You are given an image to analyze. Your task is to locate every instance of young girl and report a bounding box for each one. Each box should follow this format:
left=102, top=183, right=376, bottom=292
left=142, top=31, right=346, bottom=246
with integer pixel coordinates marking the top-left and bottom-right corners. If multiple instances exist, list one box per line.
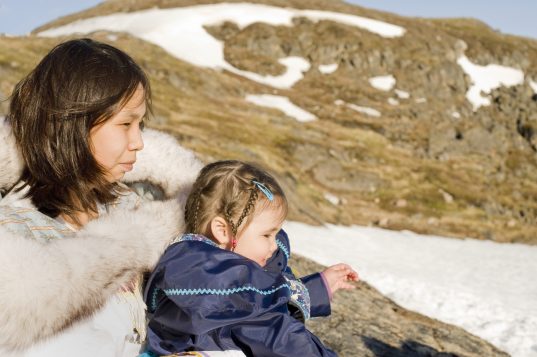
left=0, top=38, right=196, bottom=356
left=144, top=160, right=358, bottom=356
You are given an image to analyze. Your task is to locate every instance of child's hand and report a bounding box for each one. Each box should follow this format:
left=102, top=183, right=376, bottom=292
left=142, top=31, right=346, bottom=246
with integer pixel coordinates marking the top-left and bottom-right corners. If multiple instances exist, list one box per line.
left=322, top=263, right=359, bottom=298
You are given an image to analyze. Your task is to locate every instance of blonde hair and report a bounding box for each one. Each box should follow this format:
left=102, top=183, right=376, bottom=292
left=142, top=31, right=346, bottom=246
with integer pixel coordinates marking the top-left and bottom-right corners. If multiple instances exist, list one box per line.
left=184, top=160, right=288, bottom=237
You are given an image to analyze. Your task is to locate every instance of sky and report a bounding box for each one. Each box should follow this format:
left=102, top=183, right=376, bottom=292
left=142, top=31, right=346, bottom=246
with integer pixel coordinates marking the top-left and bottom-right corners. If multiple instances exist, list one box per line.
left=0, top=0, right=102, bottom=35
left=0, top=0, right=536, bottom=39
left=346, top=0, right=537, bottom=40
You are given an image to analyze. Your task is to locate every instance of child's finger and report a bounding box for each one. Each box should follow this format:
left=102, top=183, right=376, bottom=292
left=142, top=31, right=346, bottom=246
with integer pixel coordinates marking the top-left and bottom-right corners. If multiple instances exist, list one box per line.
left=347, top=272, right=359, bottom=281
left=339, top=282, right=356, bottom=290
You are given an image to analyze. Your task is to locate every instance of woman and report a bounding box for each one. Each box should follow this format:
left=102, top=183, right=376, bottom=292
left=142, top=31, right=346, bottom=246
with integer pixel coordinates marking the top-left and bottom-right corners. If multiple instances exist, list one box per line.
left=0, top=38, right=202, bottom=356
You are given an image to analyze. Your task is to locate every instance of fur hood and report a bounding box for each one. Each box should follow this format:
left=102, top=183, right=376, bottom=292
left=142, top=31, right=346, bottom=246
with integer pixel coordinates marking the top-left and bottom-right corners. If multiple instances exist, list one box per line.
left=0, top=117, right=203, bottom=351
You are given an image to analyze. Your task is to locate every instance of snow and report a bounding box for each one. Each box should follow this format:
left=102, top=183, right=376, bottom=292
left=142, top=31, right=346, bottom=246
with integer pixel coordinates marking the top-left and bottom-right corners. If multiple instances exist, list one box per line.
left=237, top=56, right=311, bottom=89
left=387, top=97, right=400, bottom=106
left=283, top=221, right=537, bottom=357
left=324, top=193, right=340, bottom=205
left=347, top=103, right=381, bottom=117
left=369, top=74, right=396, bottom=91
left=245, top=94, right=316, bottom=122
left=334, top=99, right=345, bottom=106
left=38, top=3, right=404, bottom=89
left=415, top=97, right=427, bottom=103
left=452, top=111, right=461, bottom=119
left=530, top=79, right=537, bottom=93
left=318, top=63, right=338, bottom=74
left=457, top=55, right=525, bottom=110
left=395, top=89, right=410, bottom=99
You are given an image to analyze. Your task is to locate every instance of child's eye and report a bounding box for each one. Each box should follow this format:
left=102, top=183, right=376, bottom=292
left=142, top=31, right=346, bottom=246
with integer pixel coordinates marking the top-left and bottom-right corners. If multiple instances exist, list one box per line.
left=121, top=122, right=131, bottom=127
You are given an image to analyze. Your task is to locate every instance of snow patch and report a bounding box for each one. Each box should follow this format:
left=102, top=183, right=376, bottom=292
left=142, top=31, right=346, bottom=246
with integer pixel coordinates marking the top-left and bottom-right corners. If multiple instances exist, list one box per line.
left=395, top=89, right=410, bottom=99
left=238, top=56, right=311, bottom=89
left=245, top=94, right=316, bottom=122
left=324, top=193, right=340, bottom=205
left=38, top=4, right=404, bottom=89
left=284, top=221, right=537, bottom=357
left=318, top=63, right=338, bottom=74
left=452, top=111, right=461, bottom=119
left=347, top=103, right=381, bottom=117
left=387, top=97, right=400, bottom=106
left=369, top=75, right=396, bottom=91
left=415, top=97, right=427, bottom=103
left=530, top=79, right=537, bottom=93
left=457, top=55, right=524, bottom=110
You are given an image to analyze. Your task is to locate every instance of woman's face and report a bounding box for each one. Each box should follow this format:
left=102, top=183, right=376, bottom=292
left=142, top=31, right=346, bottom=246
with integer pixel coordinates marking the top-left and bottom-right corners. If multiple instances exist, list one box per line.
left=89, top=84, right=146, bottom=183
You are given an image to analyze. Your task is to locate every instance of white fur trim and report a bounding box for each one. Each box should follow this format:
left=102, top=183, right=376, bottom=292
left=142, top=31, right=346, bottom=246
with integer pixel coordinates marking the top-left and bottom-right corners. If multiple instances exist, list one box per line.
left=0, top=199, right=182, bottom=351
left=123, top=128, right=203, bottom=199
left=0, top=117, right=23, bottom=191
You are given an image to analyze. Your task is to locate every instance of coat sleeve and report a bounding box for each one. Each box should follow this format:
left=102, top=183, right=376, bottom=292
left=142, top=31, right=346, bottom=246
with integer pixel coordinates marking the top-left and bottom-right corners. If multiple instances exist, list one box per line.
left=270, top=230, right=331, bottom=318
left=0, top=200, right=182, bottom=351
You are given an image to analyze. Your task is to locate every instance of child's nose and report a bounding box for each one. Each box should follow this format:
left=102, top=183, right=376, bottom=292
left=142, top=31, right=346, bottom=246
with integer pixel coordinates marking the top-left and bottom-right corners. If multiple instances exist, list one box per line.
left=270, top=238, right=278, bottom=253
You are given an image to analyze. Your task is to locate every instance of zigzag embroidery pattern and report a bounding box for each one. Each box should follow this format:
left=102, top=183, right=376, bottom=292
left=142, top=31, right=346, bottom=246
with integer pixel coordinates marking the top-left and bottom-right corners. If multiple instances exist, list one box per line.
left=276, top=239, right=290, bottom=260
left=151, top=283, right=291, bottom=310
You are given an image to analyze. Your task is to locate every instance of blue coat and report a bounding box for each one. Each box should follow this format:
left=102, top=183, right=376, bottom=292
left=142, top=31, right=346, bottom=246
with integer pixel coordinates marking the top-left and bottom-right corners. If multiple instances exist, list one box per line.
left=144, top=231, right=336, bottom=357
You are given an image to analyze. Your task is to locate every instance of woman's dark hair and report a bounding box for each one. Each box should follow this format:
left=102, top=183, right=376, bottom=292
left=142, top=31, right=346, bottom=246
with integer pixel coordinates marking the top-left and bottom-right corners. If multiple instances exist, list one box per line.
left=6, top=38, right=152, bottom=224
left=184, top=160, right=288, bottom=238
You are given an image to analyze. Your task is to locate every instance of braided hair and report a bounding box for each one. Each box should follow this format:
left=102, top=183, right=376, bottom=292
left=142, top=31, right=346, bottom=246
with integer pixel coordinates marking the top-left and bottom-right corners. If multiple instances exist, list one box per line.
left=184, top=160, right=287, bottom=239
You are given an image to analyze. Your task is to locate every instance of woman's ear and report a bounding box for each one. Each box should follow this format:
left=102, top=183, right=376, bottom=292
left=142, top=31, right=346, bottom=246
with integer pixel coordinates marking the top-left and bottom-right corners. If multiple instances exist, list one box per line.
left=210, top=216, right=231, bottom=246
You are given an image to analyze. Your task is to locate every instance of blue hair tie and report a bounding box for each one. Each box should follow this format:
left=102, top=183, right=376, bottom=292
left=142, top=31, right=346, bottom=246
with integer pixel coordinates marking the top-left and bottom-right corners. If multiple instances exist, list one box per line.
left=252, top=180, right=274, bottom=201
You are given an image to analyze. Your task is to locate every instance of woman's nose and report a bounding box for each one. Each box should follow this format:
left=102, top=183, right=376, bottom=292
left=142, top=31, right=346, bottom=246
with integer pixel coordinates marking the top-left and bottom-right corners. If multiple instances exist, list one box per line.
left=128, top=125, right=144, bottom=151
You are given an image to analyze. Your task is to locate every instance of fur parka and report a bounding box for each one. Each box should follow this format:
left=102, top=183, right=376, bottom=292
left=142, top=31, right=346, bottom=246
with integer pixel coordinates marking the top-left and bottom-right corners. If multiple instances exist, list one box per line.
left=0, top=117, right=203, bottom=353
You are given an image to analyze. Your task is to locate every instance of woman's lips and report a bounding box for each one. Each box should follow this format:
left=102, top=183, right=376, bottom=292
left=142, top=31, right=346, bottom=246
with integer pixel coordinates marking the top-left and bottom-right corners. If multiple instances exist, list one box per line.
left=121, top=162, right=135, bottom=172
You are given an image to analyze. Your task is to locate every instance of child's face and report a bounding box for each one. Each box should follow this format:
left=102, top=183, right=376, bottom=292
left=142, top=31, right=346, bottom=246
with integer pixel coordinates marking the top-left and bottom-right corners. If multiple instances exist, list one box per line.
left=89, top=84, right=146, bottom=183
left=234, top=204, right=284, bottom=267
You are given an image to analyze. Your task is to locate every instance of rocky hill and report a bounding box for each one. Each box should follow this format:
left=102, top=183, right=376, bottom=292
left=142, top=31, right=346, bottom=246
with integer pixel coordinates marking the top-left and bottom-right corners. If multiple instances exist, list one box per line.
left=5, top=0, right=533, bottom=245
left=1, top=1, right=536, bottom=355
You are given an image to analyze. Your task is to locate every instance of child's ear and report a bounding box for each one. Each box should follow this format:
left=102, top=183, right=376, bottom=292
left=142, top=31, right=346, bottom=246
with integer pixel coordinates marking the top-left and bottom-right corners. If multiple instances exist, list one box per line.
left=210, top=216, right=231, bottom=246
